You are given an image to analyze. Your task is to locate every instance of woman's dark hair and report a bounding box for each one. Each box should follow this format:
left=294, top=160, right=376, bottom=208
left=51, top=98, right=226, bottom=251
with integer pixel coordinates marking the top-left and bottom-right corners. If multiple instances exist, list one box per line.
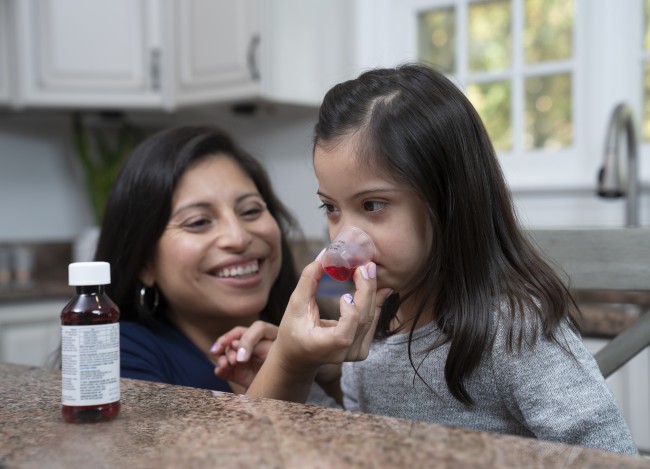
left=314, top=63, right=579, bottom=405
left=94, top=125, right=300, bottom=326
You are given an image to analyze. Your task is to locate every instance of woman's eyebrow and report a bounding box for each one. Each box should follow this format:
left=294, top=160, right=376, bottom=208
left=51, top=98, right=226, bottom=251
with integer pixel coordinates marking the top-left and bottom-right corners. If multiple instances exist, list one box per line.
left=171, top=193, right=262, bottom=217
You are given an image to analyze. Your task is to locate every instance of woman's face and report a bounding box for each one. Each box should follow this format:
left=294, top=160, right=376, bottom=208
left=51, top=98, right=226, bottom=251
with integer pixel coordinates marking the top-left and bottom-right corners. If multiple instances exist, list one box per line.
left=314, top=139, right=432, bottom=295
left=142, top=155, right=282, bottom=325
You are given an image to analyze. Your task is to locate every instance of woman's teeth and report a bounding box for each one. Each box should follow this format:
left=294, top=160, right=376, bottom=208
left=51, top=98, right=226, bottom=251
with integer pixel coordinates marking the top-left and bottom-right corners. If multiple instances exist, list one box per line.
left=215, top=260, right=259, bottom=278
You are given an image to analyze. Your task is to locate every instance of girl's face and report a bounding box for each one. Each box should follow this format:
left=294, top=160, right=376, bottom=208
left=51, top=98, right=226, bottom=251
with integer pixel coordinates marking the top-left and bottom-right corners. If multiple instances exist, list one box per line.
left=314, top=139, right=432, bottom=295
left=142, top=155, right=282, bottom=327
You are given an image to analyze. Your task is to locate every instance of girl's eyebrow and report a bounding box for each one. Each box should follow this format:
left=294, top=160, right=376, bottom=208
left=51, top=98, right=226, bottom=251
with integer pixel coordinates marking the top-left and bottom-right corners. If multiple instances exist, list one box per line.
left=171, top=193, right=262, bottom=217
left=317, top=188, right=400, bottom=199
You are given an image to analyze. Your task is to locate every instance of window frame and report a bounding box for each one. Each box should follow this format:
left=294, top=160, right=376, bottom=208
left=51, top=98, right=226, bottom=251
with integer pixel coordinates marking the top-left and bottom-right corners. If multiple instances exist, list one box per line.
left=396, top=0, right=647, bottom=191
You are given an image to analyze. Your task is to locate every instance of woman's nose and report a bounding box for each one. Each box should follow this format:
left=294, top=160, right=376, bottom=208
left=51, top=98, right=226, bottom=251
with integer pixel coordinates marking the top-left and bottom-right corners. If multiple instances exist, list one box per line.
left=215, top=216, right=252, bottom=250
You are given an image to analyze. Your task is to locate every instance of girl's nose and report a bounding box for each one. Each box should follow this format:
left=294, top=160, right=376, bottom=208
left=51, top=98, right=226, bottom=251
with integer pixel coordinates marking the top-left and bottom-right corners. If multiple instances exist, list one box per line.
left=215, top=216, right=253, bottom=251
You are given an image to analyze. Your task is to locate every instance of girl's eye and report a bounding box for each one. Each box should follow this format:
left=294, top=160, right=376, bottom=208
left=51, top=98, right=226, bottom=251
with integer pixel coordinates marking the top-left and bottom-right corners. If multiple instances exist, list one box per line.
left=363, top=201, right=387, bottom=212
left=318, top=202, right=337, bottom=215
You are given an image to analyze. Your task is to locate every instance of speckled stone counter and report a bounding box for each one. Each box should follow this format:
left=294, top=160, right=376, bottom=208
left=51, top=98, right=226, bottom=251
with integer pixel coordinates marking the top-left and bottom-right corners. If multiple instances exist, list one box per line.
left=1, top=363, right=647, bottom=468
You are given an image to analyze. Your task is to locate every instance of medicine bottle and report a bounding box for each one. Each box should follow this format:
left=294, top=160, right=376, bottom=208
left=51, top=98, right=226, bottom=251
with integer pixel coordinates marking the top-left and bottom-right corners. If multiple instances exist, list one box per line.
left=61, top=261, right=120, bottom=423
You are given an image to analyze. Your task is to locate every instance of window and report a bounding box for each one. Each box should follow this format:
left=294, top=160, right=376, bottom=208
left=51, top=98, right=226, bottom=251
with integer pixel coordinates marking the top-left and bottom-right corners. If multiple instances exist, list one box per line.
left=401, top=0, right=647, bottom=188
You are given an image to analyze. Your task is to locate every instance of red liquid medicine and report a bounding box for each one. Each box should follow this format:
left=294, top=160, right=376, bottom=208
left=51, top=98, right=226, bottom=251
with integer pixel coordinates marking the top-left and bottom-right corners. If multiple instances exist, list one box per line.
left=324, top=265, right=356, bottom=282
left=61, top=262, right=120, bottom=423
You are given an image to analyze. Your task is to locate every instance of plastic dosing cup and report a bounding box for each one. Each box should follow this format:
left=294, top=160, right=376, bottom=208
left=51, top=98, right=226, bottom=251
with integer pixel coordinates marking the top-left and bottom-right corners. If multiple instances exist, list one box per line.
left=320, top=226, right=376, bottom=282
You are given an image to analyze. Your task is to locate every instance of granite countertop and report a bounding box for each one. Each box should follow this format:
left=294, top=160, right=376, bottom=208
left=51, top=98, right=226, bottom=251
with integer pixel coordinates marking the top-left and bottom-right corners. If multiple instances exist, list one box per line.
left=572, top=290, right=650, bottom=339
left=0, top=363, right=646, bottom=468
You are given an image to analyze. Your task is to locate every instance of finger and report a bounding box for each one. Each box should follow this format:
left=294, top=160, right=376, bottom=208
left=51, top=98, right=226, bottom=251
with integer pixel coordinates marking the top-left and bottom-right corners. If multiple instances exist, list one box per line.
left=210, top=326, right=248, bottom=355
left=287, top=258, right=326, bottom=319
left=236, top=321, right=278, bottom=362
left=227, top=348, right=238, bottom=366
left=249, top=337, right=274, bottom=362
left=334, top=293, right=360, bottom=346
left=214, top=355, right=231, bottom=378
left=351, top=262, right=378, bottom=329
left=358, top=287, right=395, bottom=352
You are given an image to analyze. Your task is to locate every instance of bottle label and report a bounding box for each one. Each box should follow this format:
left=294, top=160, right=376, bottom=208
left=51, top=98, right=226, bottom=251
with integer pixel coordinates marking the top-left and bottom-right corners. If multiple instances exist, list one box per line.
left=61, top=323, right=120, bottom=406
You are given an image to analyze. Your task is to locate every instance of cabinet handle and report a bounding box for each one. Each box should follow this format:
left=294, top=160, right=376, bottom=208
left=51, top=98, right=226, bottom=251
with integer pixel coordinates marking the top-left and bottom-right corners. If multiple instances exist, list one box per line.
left=247, top=34, right=260, bottom=81
left=150, top=49, right=161, bottom=91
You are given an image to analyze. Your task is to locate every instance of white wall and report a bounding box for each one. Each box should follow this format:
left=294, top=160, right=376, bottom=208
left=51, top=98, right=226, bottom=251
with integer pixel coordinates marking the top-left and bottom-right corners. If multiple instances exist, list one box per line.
left=0, top=112, right=93, bottom=242
left=0, top=106, right=647, bottom=245
left=0, top=106, right=328, bottom=242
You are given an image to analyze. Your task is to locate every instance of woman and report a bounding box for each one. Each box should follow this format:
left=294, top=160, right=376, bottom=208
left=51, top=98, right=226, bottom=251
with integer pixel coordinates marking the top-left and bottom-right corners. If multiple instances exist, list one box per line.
left=94, top=125, right=301, bottom=393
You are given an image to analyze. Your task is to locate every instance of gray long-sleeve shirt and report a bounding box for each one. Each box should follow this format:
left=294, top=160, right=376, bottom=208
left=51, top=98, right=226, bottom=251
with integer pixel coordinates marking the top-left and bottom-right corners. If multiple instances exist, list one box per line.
left=341, top=315, right=638, bottom=456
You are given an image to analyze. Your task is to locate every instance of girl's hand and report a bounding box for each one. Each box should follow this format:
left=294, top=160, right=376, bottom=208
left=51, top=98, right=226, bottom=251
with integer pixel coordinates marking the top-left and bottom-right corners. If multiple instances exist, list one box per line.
left=246, top=257, right=392, bottom=402
left=210, top=321, right=278, bottom=389
left=275, top=257, right=391, bottom=371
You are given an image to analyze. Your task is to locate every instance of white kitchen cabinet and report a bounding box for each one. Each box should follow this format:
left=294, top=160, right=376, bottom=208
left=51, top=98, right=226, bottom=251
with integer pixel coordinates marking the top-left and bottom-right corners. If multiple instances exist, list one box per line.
left=259, top=0, right=407, bottom=107
left=0, top=0, right=15, bottom=105
left=9, top=0, right=407, bottom=110
left=13, top=0, right=260, bottom=110
left=584, top=338, right=650, bottom=453
left=0, top=300, right=64, bottom=368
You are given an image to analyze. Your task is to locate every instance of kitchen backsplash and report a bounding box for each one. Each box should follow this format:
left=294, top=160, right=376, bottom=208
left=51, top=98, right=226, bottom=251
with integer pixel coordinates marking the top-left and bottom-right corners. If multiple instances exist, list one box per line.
left=0, top=242, right=72, bottom=301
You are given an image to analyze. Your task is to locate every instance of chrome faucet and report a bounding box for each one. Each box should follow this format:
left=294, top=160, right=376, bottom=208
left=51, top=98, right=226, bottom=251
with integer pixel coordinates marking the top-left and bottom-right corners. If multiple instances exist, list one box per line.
left=597, top=103, right=639, bottom=227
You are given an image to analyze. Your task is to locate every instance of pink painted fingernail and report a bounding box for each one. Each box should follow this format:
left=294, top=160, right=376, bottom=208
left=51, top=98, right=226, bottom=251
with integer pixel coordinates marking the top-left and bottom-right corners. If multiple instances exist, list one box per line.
left=343, top=293, right=354, bottom=304
left=359, top=266, right=369, bottom=279
left=368, top=263, right=376, bottom=279
left=210, top=342, right=220, bottom=354
left=236, top=348, right=248, bottom=362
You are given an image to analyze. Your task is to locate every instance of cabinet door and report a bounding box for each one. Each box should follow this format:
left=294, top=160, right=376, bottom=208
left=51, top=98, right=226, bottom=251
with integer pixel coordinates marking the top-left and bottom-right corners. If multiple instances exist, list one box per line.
left=0, top=0, right=13, bottom=105
left=260, top=0, right=356, bottom=107
left=16, top=0, right=162, bottom=108
left=0, top=300, right=64, bottom=368
left=173, top=0, right=260, bottom=105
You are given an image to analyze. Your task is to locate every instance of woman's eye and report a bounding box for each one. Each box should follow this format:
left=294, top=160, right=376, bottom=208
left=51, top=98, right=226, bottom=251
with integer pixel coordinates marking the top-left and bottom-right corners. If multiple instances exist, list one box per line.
left=184, top=218, right=212, bottom=230
left=240, top=206, right=264, bottom=220
left=363, top=201, right=387, bottom=212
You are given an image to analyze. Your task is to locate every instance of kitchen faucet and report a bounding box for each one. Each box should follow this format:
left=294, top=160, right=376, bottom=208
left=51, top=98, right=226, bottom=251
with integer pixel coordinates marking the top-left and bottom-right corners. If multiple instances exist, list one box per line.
left=597, top=103, right=639, bottom=227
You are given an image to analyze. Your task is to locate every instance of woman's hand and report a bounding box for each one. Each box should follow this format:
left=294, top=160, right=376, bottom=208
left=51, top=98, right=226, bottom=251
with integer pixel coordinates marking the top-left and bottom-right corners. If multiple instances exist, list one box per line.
left=210, top=321, right=278, bottom=389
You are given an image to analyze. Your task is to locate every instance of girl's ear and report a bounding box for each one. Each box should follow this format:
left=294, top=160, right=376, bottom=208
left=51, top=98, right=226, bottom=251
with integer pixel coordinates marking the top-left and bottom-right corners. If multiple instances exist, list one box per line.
left=139, top=264, right=155, bottom=287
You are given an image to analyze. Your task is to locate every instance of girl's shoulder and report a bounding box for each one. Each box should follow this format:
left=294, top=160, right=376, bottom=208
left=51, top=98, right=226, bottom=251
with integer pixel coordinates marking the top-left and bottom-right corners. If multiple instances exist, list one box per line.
left=489, top=296, right=580, bottom=352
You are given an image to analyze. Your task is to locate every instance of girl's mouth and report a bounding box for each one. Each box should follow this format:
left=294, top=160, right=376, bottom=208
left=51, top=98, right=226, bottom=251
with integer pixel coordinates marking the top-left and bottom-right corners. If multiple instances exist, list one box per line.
left=213, top=260, right=260, bottom=279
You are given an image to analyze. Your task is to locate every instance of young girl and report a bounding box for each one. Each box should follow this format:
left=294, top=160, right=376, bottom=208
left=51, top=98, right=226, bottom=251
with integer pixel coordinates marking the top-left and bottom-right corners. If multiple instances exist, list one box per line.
left=215, top=64, right=637, bottom=456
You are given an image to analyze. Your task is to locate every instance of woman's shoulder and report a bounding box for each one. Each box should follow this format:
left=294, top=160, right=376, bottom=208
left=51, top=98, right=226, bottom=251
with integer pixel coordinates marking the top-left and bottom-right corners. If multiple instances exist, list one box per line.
left=120, top=318, right=185, bottom=350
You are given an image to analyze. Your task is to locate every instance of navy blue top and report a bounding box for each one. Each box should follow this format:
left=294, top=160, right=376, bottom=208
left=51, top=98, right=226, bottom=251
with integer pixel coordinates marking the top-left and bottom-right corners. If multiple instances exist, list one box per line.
left=120, top=318, right=232, bottom=392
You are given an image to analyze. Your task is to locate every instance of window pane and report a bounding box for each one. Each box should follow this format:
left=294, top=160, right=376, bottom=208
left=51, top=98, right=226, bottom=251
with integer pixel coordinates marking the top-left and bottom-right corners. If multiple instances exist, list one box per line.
left=467, top=81, right=512, bottom=151
left=524, top=73, right=572, bottom=149
left=468, top=0, right=511, bottom=72
left=525, top=0, right=574, bottom=64
left=645, top=0, right=650, bottom=50
left=642, top=0, right=650, bottom=142
left=418, top=8, right=456, bottom=73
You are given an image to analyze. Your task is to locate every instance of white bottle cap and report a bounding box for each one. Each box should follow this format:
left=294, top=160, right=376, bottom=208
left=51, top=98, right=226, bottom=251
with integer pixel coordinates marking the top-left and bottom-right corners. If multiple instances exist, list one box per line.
left=69, top=261, right=111, bottom=286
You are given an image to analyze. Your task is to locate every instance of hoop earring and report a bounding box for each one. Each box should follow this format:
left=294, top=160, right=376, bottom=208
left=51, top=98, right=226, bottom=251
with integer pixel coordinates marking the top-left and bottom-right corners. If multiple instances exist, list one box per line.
left=138, top=284, right=160, bottom=316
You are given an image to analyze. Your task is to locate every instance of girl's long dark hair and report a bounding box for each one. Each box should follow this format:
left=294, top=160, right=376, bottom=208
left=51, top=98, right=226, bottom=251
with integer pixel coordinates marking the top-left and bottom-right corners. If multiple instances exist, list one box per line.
left=94, top=125, right=300, bottom=326
left=314, top=64, right=579, bottom=405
